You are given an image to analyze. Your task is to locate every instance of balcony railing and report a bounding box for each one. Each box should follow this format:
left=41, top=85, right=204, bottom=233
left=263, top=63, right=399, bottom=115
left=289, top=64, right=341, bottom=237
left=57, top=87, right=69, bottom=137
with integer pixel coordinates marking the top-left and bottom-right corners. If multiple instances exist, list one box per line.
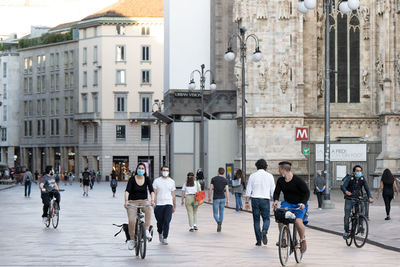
left=74, top=112, right=101, bottom=121
left=129, top=112, right=154, bottom=121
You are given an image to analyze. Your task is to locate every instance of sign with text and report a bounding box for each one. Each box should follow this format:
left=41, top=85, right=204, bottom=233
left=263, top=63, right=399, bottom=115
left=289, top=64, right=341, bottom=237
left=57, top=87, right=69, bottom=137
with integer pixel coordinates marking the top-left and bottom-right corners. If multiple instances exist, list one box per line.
left=316, top=144, right=367, bottom=162
left=295, top=127, right=309, bottom=141
left=174, top=92, right=201, bottom=98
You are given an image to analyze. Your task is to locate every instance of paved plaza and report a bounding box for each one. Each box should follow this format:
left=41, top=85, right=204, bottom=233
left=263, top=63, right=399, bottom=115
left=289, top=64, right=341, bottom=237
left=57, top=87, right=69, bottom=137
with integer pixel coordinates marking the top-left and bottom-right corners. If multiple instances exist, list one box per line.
left=0, top=182, right=399, bottom=267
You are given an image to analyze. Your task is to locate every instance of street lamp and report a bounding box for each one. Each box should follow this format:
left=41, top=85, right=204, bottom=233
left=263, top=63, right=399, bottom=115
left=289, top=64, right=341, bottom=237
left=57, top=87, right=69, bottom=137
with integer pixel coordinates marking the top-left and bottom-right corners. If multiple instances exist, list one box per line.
left=188, top=64, right=216, bottom=187
left=152, top=99, right=164, bottom=176
left=297, top=0, right=360, bottom=209
left=224, top=26, right=262, bottom=179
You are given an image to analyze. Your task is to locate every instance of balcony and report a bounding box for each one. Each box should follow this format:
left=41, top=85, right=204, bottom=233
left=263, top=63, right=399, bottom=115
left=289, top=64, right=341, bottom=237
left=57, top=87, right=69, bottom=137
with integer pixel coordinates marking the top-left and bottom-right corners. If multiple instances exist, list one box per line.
left=129, top=112, right=154, bottom=121
left=74, top=112, right=101, bottom=122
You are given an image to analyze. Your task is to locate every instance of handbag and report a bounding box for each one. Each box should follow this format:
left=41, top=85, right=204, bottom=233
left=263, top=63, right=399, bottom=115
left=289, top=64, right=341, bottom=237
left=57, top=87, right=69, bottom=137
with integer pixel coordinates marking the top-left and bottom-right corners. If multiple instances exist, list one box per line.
left=232, top=178, right=241, bottom=187
left=192, top=181, right=206, bottom=208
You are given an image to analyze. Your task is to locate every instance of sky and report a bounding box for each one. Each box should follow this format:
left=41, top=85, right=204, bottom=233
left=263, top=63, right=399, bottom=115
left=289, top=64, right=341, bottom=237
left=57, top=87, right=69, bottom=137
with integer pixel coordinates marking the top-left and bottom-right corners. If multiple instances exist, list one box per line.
left=0, top=0, right=119, bottom=38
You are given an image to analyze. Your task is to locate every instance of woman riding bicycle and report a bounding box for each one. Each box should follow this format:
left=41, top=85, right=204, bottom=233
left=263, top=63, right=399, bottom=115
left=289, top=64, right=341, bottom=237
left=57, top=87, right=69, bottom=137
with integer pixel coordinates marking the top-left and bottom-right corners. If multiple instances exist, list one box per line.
left=39, top=165, right=60, bottom=224
left=124, top=163, right=155, bottom=250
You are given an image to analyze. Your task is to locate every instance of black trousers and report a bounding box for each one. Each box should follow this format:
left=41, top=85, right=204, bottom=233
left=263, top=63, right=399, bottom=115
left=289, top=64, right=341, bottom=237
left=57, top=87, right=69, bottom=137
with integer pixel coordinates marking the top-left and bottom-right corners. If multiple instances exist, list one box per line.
left=316, top=192, right=323, bottom=208
left=154, top=205, right=173, bottom=239
left=41, top=191, right=60, bottom=217
left=383, top=193, right=393, bottom=216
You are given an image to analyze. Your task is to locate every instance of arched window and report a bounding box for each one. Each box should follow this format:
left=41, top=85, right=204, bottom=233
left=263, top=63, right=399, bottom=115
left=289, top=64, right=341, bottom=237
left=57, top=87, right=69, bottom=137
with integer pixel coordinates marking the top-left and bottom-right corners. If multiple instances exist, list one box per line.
left=329, top=4, right=360, bottom=103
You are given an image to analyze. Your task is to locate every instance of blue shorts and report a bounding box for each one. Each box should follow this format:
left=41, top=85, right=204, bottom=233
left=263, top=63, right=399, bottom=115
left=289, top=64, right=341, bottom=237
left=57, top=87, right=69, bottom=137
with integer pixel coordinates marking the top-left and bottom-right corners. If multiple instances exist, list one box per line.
left=280, top=201, right=308, bottom=224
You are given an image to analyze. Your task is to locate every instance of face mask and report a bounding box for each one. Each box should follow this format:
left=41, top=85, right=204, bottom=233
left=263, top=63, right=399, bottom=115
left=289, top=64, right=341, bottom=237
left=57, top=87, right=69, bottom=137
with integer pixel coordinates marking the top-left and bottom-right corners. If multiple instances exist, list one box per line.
left=162, top=171, right=169, bottom=177
left=355, top=172, right=362, bottom=178
left=50, top=170, right=54, bottom=175
left=282, top=173, right=286, bottom=178
left=137, top=170, right=145, bottom=176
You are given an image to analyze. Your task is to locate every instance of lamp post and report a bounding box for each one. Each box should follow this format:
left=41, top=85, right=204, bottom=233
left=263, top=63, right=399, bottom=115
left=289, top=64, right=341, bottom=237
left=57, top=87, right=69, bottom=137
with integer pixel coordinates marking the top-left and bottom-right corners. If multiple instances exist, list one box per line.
left=188, top=64, right=216, bottom=187
left=152, top=99, right=164, bottom=176
left=297, top=0, right=360, bottom=208
left=224, top=26, right=262, bottom=179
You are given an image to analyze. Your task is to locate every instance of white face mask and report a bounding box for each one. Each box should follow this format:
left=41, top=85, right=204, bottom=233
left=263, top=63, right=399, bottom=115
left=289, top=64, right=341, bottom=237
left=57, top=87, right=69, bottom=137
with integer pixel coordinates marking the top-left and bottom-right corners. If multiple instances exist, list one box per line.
left=162, top=171, right=169, bottom=177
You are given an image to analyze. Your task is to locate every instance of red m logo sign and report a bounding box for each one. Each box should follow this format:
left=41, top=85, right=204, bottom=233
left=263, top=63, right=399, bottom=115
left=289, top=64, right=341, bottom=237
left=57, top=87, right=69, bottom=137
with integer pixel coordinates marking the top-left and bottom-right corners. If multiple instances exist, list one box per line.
left=295, top=127, right=309, bottom=141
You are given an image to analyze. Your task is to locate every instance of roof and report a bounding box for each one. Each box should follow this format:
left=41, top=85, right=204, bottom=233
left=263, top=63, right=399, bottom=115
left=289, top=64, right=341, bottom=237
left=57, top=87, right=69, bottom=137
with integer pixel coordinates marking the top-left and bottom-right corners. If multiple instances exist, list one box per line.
left=50, top=21, right=79, bottom=32
left=82, top=0, right=163, bottom=21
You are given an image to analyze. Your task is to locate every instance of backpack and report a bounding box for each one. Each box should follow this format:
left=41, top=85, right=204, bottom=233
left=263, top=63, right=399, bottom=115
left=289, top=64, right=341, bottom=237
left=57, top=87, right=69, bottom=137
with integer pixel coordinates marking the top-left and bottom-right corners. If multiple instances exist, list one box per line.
left=110, top=179, right=117, bottom=188
left=113, top=223, right=130, bottom=242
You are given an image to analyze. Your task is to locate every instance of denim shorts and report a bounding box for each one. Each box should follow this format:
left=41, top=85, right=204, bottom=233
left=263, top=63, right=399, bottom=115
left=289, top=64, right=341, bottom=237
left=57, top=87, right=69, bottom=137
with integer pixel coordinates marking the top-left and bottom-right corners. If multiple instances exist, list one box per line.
left=280, top=201, right=308, bottom=224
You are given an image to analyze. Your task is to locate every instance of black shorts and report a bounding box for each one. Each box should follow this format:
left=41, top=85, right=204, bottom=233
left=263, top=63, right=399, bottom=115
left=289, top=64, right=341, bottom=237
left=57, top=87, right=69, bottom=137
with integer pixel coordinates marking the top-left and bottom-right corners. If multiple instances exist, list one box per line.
left=83, top=180, right=90, bottom=186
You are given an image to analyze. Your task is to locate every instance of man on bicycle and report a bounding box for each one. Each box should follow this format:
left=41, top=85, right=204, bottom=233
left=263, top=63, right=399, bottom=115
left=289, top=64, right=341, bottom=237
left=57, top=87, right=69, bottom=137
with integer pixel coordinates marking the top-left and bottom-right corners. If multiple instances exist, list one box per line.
left=341, top=165, right=373, bottom=239
left=272, top=161, right=310, bottom=253
left=40, top=166, right=60, bottom=223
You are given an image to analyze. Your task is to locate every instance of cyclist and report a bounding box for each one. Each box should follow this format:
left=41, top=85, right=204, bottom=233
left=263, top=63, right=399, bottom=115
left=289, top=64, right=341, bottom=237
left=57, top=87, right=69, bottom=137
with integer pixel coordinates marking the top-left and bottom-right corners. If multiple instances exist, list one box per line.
left=39, top=166, right=60, bottom=224
left=341, top=165, right=373, bottom=239
left=272, top=161, right=310, bottom=254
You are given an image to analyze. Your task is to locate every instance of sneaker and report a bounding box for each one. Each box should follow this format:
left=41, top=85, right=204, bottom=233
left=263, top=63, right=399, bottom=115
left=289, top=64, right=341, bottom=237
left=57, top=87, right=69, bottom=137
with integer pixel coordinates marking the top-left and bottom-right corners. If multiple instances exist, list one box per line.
left=127, top=240, right=135, bottom=250
left=146, top=230, right=152, bottom=240
left=193, top=225, right=198, bottom=231
left=343, top=232, right=350, bottom=240
left=159, top=233, right=163, bottom=243
left=189, top=227, right=194, bottom=232
left=262, top=231, right=268, bottom=245
left=255, top=242, right=261, bottom=246
left=385, top=216, right=391, bottom=220
left=42, top=217, right=48, bottom=224
left=162, top=238, right=168, bottom=245
left=318, top=208, right=322, bottom=210
left=300, top=240, right=307, bottom=253
left=217, top=222, right=222, bottom=232
left=83, top=192, right=85, bottom=196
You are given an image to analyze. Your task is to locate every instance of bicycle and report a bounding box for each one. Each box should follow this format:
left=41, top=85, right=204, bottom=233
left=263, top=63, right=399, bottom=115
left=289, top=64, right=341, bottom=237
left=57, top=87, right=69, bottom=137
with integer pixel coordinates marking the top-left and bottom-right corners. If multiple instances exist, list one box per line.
left=44, top=189, right=63, bottom=229
left=128, top=204, right=154, bottom=259
left=344, top=196, right=369, bottom=248
left=274, top=207, right=304, bottom=266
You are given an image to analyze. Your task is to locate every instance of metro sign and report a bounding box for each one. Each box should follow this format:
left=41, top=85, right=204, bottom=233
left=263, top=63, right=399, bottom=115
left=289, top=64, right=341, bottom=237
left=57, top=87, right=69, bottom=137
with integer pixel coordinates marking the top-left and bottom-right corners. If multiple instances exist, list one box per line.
left=295, top=127, right=309, bottom=141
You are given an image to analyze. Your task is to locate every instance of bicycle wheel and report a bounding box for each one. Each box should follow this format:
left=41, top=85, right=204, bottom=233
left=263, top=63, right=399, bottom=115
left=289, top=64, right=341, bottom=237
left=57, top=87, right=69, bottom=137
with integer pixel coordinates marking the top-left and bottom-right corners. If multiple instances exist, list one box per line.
left=135, top=223, right=140, bottom=256
left=45, top=204, right=51, bottom=228
left=354, top=215, right=368, bottom=248
left=278, top=224, right=290, bottom=266
left=52, top=201, right=59, bottom=228
left=345, top=218, right=354, bottom=247
left=139, top=223, right=147, bottom=259
left=293, top=224, right=303, bottom=263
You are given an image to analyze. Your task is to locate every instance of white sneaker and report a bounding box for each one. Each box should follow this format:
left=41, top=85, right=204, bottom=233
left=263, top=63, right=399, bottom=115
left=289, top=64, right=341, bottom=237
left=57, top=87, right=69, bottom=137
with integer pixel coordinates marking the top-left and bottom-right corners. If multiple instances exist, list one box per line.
left=162, top=238, right=168, bottom=245
left=146, top=230, right=152, bottom=239
left=127, top=240, right=135, bottom=250
left=159, top=233, right=163, bottom=242
left=42, top=217, right=47, bottom=224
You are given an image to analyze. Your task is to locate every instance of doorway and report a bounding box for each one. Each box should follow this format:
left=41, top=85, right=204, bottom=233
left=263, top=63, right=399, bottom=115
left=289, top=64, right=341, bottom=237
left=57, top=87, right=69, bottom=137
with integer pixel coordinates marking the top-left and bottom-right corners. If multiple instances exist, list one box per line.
left=113, top=156, right=129, bottom=180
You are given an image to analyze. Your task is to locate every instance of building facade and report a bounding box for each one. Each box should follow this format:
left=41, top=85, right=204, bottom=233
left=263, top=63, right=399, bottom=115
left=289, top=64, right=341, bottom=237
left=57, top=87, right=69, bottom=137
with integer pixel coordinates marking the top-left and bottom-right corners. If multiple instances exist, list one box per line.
left=75, top=0, right=165, bottom=180
left=18, top=39, right=79, bottom=174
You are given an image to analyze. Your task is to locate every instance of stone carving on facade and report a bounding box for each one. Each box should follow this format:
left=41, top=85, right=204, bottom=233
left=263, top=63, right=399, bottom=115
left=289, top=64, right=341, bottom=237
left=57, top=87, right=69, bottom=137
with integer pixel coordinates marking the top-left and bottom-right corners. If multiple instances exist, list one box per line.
left=395, top=54, right=400, bottom=85
left=361, top=7, right=370, bottom=40
left=256, top=0, right=268, bottom=20
left=316, top=11, right=324, bottom=40
left=279, top=60, right=289, bottom=94
left=362, top=69, right=369, bottom=90
left=257, top=61, right=268, bottom=90
left=278, top=0, right=290, bottom=20
left=375, top=56, right=384, bottom=83
left=317, top=70, right=324, bottom=97
left=377, top=0, right=385, bottom=15
left=397, top=0, right=400, bottom=13
left=234, top=0, right=248, bottom=22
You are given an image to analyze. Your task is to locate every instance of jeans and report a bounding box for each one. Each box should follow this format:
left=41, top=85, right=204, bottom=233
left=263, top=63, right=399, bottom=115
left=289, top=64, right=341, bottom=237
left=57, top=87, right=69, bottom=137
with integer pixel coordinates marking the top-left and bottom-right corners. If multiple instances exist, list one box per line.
left=212, top=198, right=225, bottom=223
left=234, top=193, right=243, bottom=211
left=251, top=198, right=270, bottom=243
left=24, top=181, right=31, bottom=197
left=154, top=205, right=173, bottom=239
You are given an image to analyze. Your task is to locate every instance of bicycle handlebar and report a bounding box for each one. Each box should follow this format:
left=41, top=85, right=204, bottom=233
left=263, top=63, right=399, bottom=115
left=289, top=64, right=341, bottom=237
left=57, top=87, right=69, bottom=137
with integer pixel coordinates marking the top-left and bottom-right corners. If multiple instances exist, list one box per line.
left=127, top=203, right=153, bottom=208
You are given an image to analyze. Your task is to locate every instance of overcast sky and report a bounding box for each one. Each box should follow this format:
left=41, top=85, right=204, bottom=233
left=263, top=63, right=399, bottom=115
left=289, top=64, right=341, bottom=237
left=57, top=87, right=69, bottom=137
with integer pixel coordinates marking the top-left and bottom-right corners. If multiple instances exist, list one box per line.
left=0, top=0, right=118, bottom=37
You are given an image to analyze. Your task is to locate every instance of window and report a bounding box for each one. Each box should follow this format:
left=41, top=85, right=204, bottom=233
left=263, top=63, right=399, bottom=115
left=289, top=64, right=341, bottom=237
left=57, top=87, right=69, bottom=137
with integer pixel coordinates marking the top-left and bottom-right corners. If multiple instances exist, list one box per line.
left=64, top=72, right=68, bottom=88
left=55, top=119, right=59, bottom=135
left=329, top=9, right=360, bottom=103
left=50, top=99, right=55, bottom=115
left=41, top=99, right=46, bottom=115
left=83, top=47, right=87, bottom=64
left=141, top=70, right=150, bottom=84
left=94, top=126, right=98, bottom=143
left=50, top=119, right=54, bottom=136
left=64, top=97, right=69, bottom=114
left=55, top=98, right=59, bottom=115
left=83, top=125, right=88, bottom=143
left=82, top=94, right=88, bottom=112
left=116, top=125, right=126, bottom=139
left=42, top=119, right=46, bottom=136
left=116, top=45, right=126, bottom=61
left=3, top=62, right=7, bottom=78
left=3, top=84, right=7, bottom=99
left=55, top=53, right=59, bottom=69
left=116, top=70, right=126, bottom=84
left=64, top=51, right=68, bottom=68
left=28, top=77, right=33, bottom=93
left=24, top=78, right=28, bottom=94
left=50, top=53, right=54, bottom=69
left=55, top=74, right=59, bottom=90
left=142, top=46, right=150, bottom=61
left=69, top=51, right=74, bottom=67
left=64, top=118, right=69, bottom=135
left=83, top=71, right=87, bottom=87
left=37, top=76, right=41, bottom=93
left=37, top=55, right=41, bottom=72
left=29, top=101, right=33, bottom=116
left=69, top=72, right=74, bottom=88
left=24, top=58, right=28, bottom=72
left=83, top=29, right=87, bottom=39
left=1, top=128, right=6, bottom=141
left=94, top=27, right=98, bottom=37
left=24, top=101, right=28, bottom=116
left=93, top=70, right=98, bottom=86
left=92, top=93, right=98, bottom=112
left=115, top=95, right=126, bottom=112
left=50, top=74, right=55, bottom=91
left=37, top=100, right=41, bottom=116
left=141, top=27, right=150, bottom=36
left=93, top=46, right=98, bottom=63
left=141, top=125, right=150, bottom=141
left=41, top=55, right=46, bottom=72
left=69, top=118, right=74, bottom=135
left=41, top=75, right=45, bottom=92
left=24, top=121, right=32, bottom=137
left=69, top=97, right=74, bottom=114
left=37, top=120, right=41, bottom=136
left=28, top=57, right=33, bottom=73
left=140, top=94, right=151, bottom=112
left=116, top=25, right=125, bottom=35
left=3, top=105, right=7, bottom=121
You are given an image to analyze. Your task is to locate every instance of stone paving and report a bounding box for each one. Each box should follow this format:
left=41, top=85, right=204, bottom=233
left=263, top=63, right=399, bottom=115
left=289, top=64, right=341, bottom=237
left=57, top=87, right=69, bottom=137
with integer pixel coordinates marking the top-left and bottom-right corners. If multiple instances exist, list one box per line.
left=0, top=182, right=399, bottom=267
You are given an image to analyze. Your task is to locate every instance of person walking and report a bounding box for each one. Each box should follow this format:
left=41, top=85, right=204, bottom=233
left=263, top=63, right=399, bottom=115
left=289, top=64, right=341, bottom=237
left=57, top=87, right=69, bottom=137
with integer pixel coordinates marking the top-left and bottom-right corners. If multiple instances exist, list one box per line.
left=208, top=167, right=229, bottom=232
left=376, top=169, right=399, bottom=220
left=314, top=170, right=326, bottom=210
left=23, top=169, right=33, bottom=197
left=245, top=159, right=275, bottom=246
left=34, top=170, right=39, bottom=183
left=181, top=172, right=201, bottom=232
left=124, top=163, right=155, bottom=250
left=82, top=168, right=90, bottom=196
left=232, top=169, right=246, bottom=212
left=96, top=170, right=101, bottom=183
left=153, top=166, right=176, bottom=245
left=110, top=170, right=118, bottom=197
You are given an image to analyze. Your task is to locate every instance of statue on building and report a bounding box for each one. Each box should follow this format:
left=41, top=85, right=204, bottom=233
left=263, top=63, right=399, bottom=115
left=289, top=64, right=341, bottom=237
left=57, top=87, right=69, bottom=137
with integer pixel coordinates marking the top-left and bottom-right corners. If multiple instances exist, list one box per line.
left=279, top=60, right=289, bottom=94
left=316, top=11, right=324, bottom=40
left=361, top=7, right=370, bottom=40
left=234, top=0, right=248, bottom=22
left=362, top=69, right=369, bottom=90
left=257, top=61, right=268, bottom=91
left=375, top=56, right=384, bottom=83
left=256, top=0, right=268, bottom=20
left=317, top=70, right=324, bottom=97
left=377, top=0, right=385, bottom=15
left=278, top=0, right=290, bottom=20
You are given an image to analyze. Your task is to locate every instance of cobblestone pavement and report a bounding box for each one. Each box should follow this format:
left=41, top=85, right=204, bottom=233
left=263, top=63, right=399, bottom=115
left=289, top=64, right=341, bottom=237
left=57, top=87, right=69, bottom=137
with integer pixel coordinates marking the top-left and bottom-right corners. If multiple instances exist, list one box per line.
left=0, top=182, right=398, bottom=267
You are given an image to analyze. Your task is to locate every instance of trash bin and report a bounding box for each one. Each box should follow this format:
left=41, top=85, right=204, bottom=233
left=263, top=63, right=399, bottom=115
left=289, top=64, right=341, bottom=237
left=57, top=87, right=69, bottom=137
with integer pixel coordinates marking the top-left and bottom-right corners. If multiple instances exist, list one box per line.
left=106, top=175, right=110, bottom=182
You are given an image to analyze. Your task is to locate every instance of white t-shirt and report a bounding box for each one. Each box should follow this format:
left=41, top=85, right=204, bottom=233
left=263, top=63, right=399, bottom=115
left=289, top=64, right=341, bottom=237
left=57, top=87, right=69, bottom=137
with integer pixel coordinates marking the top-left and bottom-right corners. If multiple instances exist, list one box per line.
left=182, top=181, right=200, bottom=195
left=153, top=177, right=176, bottom=206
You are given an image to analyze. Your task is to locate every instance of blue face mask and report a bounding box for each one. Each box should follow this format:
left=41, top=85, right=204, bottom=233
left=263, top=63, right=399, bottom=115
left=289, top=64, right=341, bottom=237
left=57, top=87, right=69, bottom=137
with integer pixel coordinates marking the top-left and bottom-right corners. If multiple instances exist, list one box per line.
left=137, top=170, right=145, bottom=176
left=355, top=172, right=362, bottom=178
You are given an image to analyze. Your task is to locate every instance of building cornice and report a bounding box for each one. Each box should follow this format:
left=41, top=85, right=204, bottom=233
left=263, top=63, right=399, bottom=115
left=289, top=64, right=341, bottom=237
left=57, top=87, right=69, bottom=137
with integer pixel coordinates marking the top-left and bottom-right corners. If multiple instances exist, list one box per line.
left=17, top=40, right=78, bottom=52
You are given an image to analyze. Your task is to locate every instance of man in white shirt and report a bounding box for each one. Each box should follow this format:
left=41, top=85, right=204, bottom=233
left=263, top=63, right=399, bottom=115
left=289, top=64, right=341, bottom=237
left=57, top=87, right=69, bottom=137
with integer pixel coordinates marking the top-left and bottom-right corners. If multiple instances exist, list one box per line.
left=153, top=166, right=176, bottom=245
left=245, top=159, right=275, bottom=246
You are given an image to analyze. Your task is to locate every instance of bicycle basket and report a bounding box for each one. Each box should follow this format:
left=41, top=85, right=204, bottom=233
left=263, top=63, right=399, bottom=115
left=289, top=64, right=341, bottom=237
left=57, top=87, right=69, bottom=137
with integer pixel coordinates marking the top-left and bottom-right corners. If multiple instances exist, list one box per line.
left=274, top=208, right=296, bottom=224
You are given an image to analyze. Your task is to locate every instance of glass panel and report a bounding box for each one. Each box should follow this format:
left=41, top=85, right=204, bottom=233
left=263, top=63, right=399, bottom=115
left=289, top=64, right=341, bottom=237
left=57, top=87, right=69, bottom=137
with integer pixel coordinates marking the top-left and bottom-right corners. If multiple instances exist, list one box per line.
left=337, top=13, right=348, bottom=103
left=349, top=16, right=360, bottom=103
